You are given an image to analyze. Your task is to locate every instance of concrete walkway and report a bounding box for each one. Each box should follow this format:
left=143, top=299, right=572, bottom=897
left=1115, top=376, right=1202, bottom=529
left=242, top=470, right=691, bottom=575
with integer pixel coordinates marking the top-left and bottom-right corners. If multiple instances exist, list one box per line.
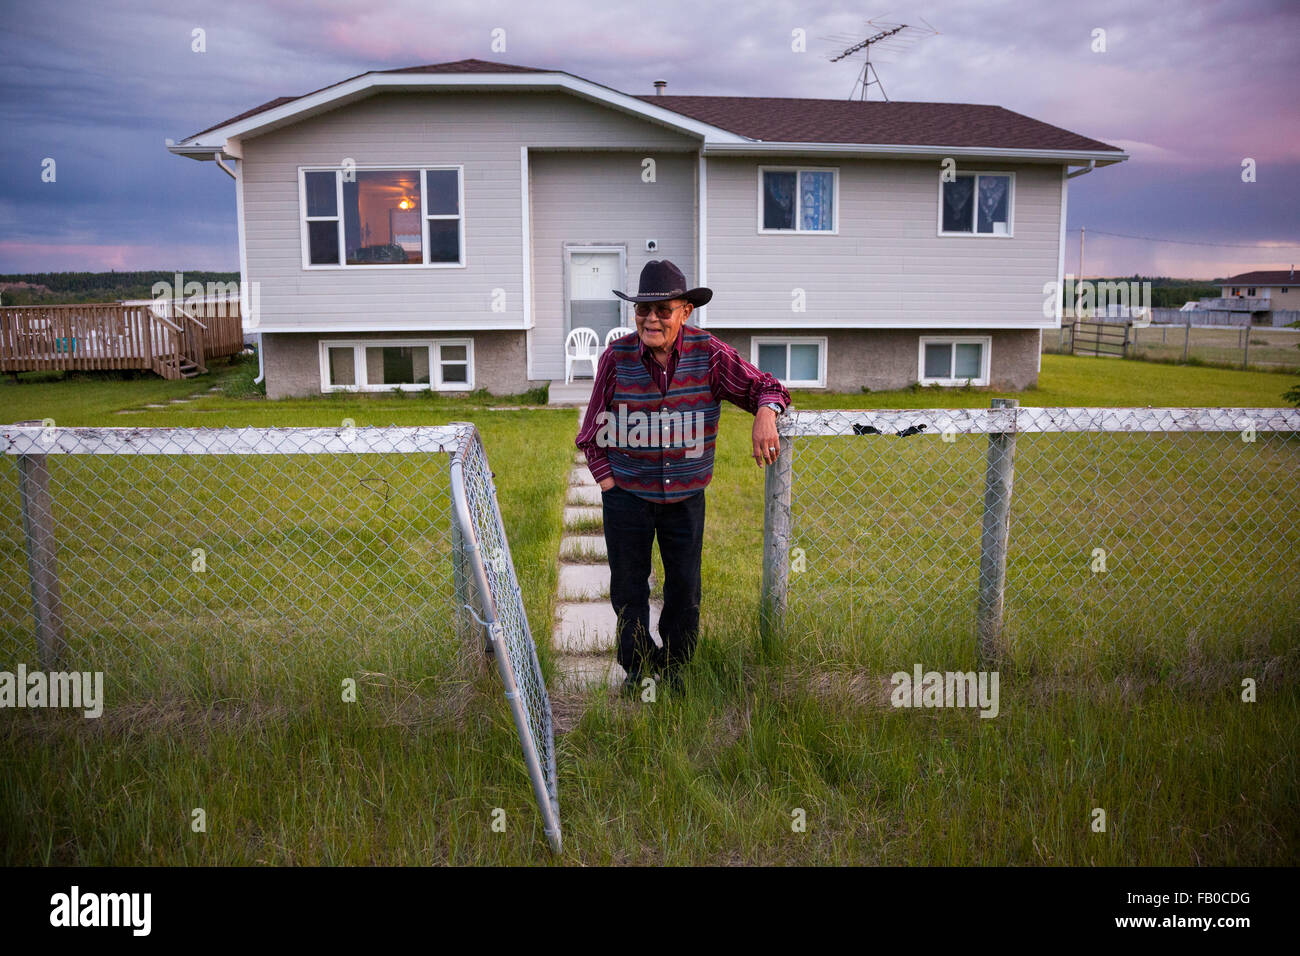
left=553, top=405, right=660, bottom=691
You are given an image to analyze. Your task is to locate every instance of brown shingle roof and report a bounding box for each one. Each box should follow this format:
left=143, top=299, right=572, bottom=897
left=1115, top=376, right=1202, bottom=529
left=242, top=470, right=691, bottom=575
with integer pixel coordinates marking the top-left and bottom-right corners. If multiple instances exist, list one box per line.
left=185, top=59, right=1121, bottom=154
left=635, top=95, right=1121, bottom=151
left=1222, top=270, right=1298, bottom=285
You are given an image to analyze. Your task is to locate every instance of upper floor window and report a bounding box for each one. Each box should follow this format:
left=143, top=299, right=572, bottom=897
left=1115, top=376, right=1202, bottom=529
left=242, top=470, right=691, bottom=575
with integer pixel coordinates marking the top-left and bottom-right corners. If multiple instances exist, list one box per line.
left=759, top=167, right=837, bottom=233
left=300, top=166, right=464, bottom=268
left=939, top=172, right=1014, bottom=236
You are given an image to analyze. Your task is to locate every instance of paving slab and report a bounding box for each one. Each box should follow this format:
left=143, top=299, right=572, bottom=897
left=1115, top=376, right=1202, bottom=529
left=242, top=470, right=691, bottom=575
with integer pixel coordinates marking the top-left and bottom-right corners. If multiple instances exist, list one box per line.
left=553, top=600, right=661, bottom=654
left=555, top=656, right=624, bottom=691
left=560, top=535, right=606, bottom=560
left=570, top=468, right=596, bottom=487
left=566, top=484, right=602, bottom=506
left=563, top=506, right=602, bottom=528
left=558, top=563, right=609, bottom=600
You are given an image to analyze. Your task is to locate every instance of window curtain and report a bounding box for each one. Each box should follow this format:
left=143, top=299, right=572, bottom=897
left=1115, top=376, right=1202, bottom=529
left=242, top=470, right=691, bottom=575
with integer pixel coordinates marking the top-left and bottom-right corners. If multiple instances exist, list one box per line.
left=763, top=171, right=796, bottom=229
left=977, top=176, right=1010, bottom=233
left=799, top=171, right=833, bottom=231
left=942, top=177, right=974, bottom=232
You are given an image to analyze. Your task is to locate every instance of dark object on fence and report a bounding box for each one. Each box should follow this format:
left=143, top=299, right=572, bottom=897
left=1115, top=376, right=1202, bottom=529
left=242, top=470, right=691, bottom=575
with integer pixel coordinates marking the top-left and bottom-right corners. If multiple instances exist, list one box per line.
left=852, top=423, right=927, bottom=436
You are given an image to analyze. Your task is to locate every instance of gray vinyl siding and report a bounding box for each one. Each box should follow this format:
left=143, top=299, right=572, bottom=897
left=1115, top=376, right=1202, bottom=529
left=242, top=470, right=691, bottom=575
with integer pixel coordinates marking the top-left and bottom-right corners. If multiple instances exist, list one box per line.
left=528, top=151, right=696, bottom=380
left=703, top=158, right=1063, bottom=329
left=239, top=91, right=697, bottom=335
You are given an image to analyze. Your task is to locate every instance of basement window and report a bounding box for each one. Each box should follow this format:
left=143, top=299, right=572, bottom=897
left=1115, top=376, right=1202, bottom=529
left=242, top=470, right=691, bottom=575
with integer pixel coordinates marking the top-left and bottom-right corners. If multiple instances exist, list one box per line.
left=919, top=336, right=991, bottom=386
left=319, top=339, right=474, bottom=391
left=753, top=336, right=826, bottom=388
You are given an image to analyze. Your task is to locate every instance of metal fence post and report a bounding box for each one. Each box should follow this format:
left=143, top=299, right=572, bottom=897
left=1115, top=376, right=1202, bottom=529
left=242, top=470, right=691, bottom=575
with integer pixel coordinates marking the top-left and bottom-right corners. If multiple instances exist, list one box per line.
left=17, top=453, right=66, bottom=668
left=450, top=506, right=475, bottom=649
left=1243, top=321, right=1251, bottom=369
left=1183, top=313, right=1191, bottom=362
left=976, top=399, right=1018, bottom=664
left=760, top=432, right=794, bottom=650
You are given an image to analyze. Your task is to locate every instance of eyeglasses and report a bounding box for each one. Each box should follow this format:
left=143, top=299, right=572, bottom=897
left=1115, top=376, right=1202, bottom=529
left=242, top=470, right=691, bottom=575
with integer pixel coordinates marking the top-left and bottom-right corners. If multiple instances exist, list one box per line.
left=634, top=303, right=686, bottom=319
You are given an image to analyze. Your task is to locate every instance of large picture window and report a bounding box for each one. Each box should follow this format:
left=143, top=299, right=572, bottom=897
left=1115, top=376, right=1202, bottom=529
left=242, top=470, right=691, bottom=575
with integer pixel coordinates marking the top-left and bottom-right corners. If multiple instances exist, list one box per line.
left=319, top=339, right=473, bottom=391
left=759, top=167, right=837, bottom=233
left=300, top=167, right=464, bottom=268
left=939, top=172, right=1014, bottom=236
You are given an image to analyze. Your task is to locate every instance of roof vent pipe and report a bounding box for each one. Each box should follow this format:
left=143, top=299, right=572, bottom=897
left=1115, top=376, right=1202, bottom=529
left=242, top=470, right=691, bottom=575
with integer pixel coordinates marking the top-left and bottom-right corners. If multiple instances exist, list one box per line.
left=653, top=79, right=666, bottom=96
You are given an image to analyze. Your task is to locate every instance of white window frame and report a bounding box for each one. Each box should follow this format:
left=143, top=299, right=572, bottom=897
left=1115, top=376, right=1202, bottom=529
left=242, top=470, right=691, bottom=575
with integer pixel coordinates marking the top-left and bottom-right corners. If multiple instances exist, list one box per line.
left=751, top=335, right=828, bottom=388
left=937, top=171, right=1016, bottom=238
left=298, top=165, right=466, bottom=270
left=918, top=335, right=992, bottom=387
left=318, top=338, right=474, bottom=392
left=757, top=166, right=840, bottom=235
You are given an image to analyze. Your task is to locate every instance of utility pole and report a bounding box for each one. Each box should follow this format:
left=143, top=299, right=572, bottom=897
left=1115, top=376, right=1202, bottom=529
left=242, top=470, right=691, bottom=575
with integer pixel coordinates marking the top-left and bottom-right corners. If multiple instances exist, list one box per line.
left=1077, top=226, right=1086, bottom=317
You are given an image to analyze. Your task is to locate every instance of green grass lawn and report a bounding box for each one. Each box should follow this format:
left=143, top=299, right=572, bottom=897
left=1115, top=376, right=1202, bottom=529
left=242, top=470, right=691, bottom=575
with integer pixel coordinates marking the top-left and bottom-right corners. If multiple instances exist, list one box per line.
left=1, top=354, right=1296, bottom=865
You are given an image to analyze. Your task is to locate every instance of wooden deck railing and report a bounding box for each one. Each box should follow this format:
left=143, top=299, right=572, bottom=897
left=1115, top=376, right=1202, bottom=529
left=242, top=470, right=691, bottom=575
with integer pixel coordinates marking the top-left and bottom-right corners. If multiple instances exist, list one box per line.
left=0, top=301, right=243, bottom=379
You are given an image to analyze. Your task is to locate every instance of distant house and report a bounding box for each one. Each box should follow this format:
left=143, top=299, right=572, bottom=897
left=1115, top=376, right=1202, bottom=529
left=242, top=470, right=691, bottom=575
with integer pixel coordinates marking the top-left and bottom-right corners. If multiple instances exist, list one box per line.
left=1217, top=269, right=1300, bottom=313
left=167, top=58, right=1127, bottom=398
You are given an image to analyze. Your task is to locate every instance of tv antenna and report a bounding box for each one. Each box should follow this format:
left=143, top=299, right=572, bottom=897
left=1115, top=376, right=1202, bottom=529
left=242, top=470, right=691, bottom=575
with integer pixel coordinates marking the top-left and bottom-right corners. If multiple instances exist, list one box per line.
left=824, top=17, right=939, bottom=100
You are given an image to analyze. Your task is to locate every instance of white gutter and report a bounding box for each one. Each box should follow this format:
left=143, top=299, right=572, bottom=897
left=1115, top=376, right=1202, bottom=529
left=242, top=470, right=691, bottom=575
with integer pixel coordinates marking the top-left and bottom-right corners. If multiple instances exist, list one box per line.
left=1066, top=160, right=1097, bottom=178
left=215, top=156, right=237, bottom=179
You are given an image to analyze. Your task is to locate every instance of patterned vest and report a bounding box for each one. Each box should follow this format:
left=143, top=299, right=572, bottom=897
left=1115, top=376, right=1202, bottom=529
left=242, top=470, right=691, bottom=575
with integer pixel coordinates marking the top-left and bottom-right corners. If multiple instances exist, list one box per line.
left=605, top=326, right=721, bottom=503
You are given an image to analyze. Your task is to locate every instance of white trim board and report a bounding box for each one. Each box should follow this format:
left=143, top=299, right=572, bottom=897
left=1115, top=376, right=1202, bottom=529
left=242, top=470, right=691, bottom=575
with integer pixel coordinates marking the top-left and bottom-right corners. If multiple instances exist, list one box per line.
left=171, top=72, right=748, bottom=153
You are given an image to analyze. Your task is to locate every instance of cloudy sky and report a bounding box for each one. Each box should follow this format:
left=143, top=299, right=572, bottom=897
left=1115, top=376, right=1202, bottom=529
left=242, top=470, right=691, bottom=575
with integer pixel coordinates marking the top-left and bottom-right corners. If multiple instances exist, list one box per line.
left=1, top=0, right=1296, bottom=278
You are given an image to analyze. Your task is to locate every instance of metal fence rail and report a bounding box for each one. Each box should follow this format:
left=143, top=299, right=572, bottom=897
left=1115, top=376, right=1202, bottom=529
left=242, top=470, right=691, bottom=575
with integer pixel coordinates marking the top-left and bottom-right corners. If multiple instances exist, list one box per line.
left=1, top=422, right=560, bottom=853
left=762, top=406, right=1300, bottom=664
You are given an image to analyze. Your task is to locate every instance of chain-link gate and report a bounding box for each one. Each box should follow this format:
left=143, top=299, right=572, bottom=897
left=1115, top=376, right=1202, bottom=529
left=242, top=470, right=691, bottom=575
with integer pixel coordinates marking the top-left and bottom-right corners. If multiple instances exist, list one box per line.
left=762, top=406, right=1300, bottom=663
left=1, top=422, right=560, bottom=854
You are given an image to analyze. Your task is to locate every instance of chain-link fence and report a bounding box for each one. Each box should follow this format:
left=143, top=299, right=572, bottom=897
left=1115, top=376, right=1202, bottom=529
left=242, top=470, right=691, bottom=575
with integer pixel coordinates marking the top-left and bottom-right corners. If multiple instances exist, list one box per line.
left=1, top=422, right=559, bottom=853
left=762, top=406, right=1300, bottom=668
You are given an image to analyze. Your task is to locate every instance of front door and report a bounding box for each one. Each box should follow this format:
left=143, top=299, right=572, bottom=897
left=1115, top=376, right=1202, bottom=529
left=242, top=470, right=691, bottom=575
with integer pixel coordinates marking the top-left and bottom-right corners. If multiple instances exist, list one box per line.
left=565, top=246, right=626, bottom=346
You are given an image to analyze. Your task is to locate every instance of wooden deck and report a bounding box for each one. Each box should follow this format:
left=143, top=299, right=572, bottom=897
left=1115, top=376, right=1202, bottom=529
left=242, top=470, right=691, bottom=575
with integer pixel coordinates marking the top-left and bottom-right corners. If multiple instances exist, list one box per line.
left=0, top=301, right=243, bottom=379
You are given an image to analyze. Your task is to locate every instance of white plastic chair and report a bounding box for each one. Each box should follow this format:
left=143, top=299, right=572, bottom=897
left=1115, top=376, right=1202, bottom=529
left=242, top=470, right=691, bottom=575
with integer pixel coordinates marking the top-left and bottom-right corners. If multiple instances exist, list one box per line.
left=565, top=327, right=599, bottom=384
left=604, top=326, right=635, bottom=348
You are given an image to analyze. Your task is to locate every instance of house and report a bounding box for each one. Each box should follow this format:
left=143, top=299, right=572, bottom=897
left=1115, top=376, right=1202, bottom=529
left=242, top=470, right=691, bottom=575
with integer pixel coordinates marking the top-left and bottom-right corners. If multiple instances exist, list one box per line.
left=1212, top=269, right=1300, bottom=318
left=166, top=58, right=1127, bottom=398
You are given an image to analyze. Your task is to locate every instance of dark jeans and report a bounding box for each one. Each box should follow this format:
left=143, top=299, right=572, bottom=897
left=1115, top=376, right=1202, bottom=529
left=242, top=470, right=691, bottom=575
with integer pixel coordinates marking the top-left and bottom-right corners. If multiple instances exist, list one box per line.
left=601, top=485, right=705, bottom=677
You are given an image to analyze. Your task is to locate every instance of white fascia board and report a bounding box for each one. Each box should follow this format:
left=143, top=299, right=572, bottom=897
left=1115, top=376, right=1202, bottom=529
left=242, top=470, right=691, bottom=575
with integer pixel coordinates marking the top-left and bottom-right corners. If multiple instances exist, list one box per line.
left=168, top=72, right=749, bottom=155
left=703, top=141, right=1128, bottom=165
left=253, top=320, right=526, bottom=334
left=702, top=317, right=1061, bottom=330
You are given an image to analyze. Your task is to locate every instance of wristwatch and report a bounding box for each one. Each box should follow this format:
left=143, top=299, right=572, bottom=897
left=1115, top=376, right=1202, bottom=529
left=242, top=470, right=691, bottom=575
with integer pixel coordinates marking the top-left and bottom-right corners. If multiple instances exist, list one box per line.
left=762, top=402, right=784, bottom=415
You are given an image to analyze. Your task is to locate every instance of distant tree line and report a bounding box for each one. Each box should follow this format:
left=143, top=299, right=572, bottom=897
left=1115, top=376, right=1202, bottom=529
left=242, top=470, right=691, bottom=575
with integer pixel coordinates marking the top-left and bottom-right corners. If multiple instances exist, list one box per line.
left=0, top=271, right=240, bottom=306
left=1061, top=276, right=1223, bottom=310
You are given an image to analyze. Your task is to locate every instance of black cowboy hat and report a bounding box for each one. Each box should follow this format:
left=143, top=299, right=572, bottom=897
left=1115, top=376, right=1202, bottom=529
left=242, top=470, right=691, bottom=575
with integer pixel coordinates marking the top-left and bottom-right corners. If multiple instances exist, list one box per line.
left=613, top=259, right=713, bottom=307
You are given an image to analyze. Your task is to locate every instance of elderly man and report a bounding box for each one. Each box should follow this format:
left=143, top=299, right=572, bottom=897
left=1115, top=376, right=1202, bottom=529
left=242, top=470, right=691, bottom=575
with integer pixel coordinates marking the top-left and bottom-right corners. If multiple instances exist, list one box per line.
left=575, top=260, right=790, bottom=695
